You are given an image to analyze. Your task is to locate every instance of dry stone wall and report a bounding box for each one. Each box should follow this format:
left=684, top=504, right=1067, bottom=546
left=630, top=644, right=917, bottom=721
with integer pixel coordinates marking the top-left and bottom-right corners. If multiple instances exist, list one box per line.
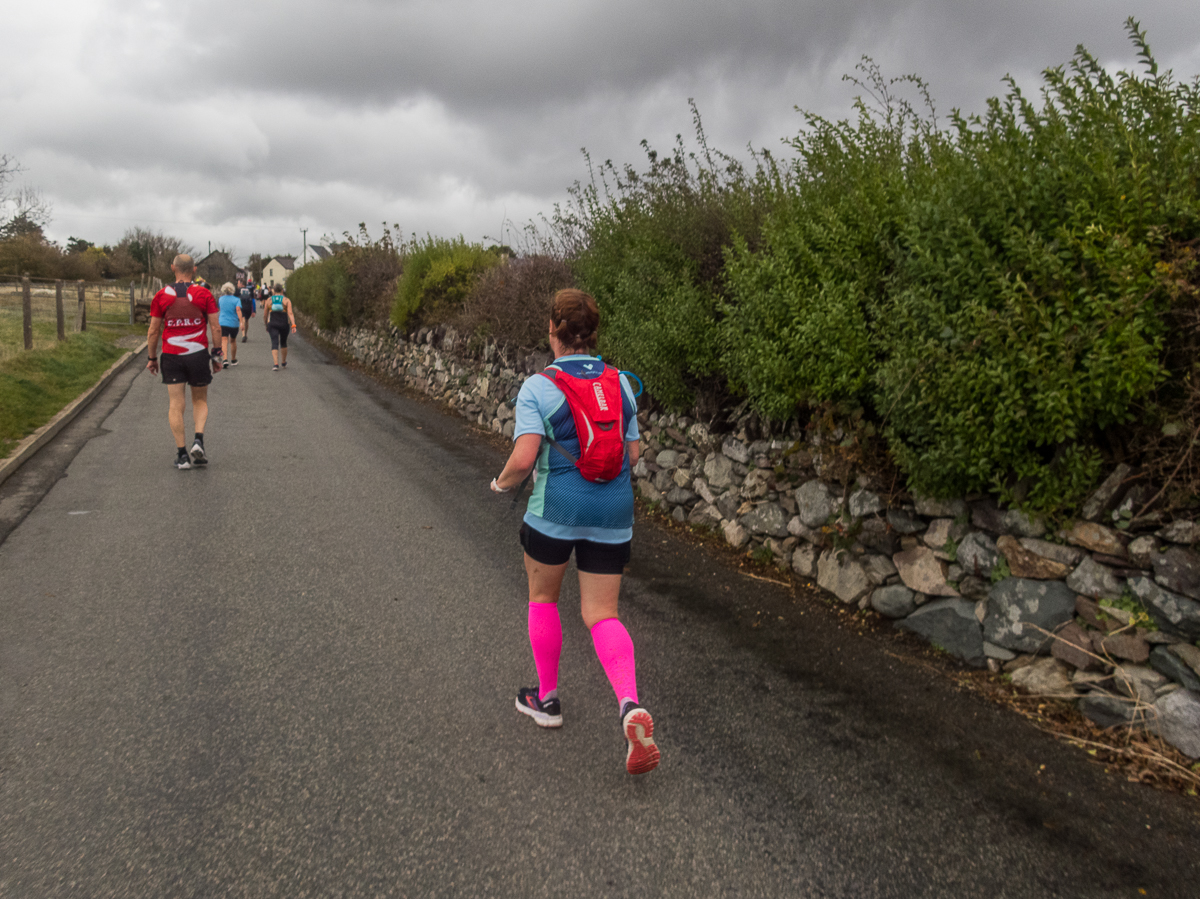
left=310, top=319, right=1200, bottom=761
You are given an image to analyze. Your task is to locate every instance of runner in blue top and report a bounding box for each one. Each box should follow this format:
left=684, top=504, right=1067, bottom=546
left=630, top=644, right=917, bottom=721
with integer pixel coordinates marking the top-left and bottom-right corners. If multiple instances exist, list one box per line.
left=216, top=283, right=244, bottom=368
left=491, top=288, right=660, bottom=775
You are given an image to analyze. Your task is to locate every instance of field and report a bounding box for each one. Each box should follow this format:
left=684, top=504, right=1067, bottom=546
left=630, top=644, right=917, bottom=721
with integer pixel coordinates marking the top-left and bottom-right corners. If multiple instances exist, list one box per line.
left=0, top=278, right=152, bottom=359
left=0, top=305, right=143, bottom=460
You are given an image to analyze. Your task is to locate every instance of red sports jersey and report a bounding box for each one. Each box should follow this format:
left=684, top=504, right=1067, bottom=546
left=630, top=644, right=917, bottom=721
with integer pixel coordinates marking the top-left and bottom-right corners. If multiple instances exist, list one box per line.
left=150, top=282, right=218, bottom=355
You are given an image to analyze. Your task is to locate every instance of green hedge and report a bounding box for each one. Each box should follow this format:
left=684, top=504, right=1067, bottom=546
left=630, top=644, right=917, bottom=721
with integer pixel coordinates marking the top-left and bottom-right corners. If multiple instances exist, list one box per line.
left=567, top=125, right=782, bottom=410
left=560, top=21, right=1200, bottom=513
left=286, top=256, right=351, bottom=330
left=390, top=237, right=502, bottom=330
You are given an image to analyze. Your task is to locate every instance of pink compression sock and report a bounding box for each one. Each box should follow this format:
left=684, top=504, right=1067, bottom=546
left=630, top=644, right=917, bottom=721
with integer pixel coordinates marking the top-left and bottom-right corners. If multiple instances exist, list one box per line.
left=528, top=602, right=562, bottom=700
left=590, top=617, right=638, bottom=707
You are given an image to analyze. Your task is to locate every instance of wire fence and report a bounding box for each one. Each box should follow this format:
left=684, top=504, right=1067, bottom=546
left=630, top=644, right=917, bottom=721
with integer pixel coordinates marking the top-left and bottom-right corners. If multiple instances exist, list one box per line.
left=0, top=276, right=161, bottom=346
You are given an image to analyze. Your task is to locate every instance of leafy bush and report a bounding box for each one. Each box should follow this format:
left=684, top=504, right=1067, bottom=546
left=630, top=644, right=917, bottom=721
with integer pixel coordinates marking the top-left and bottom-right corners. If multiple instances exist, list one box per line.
left=455, top=254, right=575, bottom=350
left=559, top=105, right=783, bottom=411
left=286, top=254, right=351, bottom=329
left=289, top=224, right=402, bottom=329
left=390, top=236, right=502, bottom=330
left=878, top=22, right=1200, bottom=510
left=697, top=22, right=1200, bottom=513
left=719, top=66, right=929, bottom=417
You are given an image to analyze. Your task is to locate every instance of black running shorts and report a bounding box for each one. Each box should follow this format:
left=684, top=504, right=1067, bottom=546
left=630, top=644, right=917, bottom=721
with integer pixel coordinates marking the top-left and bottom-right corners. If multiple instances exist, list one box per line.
left=160, top=351, right=213, bottom=386
left=519, top=522, right=631, bottom=574
left=220, top=325, right=240, bottom=338
left=267, top=323, right=289, bottom=349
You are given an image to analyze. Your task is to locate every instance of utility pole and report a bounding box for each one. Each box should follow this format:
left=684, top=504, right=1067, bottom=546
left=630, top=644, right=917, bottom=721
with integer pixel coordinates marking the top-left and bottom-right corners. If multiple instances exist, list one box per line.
left=301, top=227, right=308, bottom=265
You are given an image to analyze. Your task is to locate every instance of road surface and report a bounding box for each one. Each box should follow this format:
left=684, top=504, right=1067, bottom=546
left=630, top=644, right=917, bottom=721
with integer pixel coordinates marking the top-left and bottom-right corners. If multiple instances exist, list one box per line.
left=1, top=334, right=1197, bottom=897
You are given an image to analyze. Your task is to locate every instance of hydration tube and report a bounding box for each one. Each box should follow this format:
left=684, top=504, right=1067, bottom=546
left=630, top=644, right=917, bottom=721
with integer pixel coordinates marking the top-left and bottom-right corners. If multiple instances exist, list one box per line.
left=620, top=370, right=644, bottom=398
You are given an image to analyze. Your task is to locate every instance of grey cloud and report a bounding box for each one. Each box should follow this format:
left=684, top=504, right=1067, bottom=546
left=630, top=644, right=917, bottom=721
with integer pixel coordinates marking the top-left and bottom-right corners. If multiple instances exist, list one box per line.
left=10, top=0, right=1200, bottom=255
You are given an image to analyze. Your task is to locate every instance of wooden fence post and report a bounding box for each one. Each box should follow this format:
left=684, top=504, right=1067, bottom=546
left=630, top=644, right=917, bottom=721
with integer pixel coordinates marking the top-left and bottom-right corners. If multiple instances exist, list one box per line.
left=76, top=281, right=87, bottom=332
left=22, top=276, right=33, bottom=350
left=129, top=282, right=135, bottom=324
left=56, top=280, right=65, bottom=340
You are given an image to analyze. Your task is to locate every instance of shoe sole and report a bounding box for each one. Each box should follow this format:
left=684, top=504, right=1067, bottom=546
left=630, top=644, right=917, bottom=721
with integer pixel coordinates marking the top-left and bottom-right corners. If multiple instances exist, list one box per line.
left=515, top=696, right=562, bottom=728
left=623, top=709, right=660, bottom=775
left=190, top=446, right=207, bottom=465
left=175, top=460, right=192, bottom=469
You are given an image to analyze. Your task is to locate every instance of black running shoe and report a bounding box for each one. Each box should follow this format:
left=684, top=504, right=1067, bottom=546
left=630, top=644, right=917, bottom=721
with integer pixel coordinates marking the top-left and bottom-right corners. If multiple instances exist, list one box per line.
left=515, top=688, right=562, bottom=728
left=175, top=449, right=192, bottom=470
left=620, top=701, right=660, bottom=775
left=189, top=439, right=207, bottom=466
left=230, top=359, right=238, bottom=366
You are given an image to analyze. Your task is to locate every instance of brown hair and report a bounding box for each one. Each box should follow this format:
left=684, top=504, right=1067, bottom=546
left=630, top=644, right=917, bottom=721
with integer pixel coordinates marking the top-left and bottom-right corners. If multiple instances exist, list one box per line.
left=550, top=289, right=599, bottom=352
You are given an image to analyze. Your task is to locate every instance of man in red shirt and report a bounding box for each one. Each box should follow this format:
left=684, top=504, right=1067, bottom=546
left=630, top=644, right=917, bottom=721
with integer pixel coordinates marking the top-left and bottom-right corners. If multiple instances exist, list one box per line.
left=146, top=254, right=223, bottom=469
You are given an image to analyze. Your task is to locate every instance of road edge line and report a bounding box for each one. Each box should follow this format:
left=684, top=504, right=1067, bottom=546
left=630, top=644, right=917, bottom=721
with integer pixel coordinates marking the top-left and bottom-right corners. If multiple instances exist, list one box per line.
left=0, top=341, right=148, bottom=489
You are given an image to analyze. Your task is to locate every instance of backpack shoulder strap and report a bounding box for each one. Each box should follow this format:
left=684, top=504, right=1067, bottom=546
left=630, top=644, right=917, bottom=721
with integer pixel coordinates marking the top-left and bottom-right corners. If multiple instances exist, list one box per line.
left=537, top=365, right=579, bottom=465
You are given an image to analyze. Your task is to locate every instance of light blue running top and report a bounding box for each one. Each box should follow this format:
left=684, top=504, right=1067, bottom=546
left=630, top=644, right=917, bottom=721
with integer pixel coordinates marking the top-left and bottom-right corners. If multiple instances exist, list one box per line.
left=217, top=294, right=241, bottom=328
left=513, top=355, right=639, bottom=543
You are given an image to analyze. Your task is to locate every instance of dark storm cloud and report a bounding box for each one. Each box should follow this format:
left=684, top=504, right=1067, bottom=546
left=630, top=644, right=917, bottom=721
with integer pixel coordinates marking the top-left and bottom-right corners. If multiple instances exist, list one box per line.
left=158, top=0, right=1199, bottom=115
left=5, top=0, right=1198, bottom=253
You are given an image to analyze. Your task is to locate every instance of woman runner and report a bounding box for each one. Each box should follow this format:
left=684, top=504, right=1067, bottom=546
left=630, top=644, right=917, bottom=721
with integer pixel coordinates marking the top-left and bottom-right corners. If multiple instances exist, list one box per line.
left=264, top=283, right=296, bottom=371
left=216, top=282, right=243, bottom=368
left=491, top=289, right=660, bottom=775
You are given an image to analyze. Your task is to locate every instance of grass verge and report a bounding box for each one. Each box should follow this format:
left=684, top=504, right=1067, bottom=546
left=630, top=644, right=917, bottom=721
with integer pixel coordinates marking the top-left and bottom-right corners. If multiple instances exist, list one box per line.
left=0, top=311, right=142, bottom=459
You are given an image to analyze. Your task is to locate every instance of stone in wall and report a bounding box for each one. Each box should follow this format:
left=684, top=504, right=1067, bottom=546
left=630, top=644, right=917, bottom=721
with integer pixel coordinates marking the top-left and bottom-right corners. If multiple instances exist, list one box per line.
left=1152, top=546, right=1200, bottom=600
left=1127, top=577, right=1200, bottom=641
left=893, top=546, right=959, bottom=597
left=983, top=578, right=1076, bottom=654
left=816, top=549, right=871, bottom=604
left=795, top=480, right=838, bottom=528
left=996, top=535, right=1071, bottom=580
left=956, top=532, right=999, bottom=578
left=896, top=598, right=986, bottom=667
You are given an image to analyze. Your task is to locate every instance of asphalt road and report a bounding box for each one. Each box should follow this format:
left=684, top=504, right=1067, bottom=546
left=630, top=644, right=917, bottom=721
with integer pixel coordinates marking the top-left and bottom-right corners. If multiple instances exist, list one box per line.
left=2, top=334, right=1197, bottom=898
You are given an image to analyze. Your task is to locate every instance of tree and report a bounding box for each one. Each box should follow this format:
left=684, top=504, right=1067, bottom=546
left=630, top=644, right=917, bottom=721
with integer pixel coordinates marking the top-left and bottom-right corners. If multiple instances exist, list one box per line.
left=1, top=154, right=52, bottom=238
left=66, top=236, right=94, bottom=254
left=246, top=252, right=267, bottom=281
left=117, top=227, right=194, bottom=280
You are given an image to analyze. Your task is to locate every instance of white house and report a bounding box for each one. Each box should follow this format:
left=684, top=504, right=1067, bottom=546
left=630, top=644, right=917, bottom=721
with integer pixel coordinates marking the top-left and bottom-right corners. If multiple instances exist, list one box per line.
left=262, top=256, right=295, bottom=289
left=305, top=244, right=332, bottom=263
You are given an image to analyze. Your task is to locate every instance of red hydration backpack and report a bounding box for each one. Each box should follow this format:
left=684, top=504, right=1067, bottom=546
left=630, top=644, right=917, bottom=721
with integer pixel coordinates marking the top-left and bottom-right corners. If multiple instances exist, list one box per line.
left=540, top=363, right=627, bottom=482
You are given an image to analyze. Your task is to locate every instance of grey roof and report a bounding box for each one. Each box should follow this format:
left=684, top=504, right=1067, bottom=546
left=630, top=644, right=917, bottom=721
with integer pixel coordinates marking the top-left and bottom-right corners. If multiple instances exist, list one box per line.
left=308, top=244, right=332, bottom=260
left=269, top=255, right=296, bottom=270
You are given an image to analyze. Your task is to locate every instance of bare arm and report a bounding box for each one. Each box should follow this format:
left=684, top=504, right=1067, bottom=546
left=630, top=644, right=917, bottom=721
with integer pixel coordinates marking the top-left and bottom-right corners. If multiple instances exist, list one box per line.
left=208, top=312, right=223, bottom=371
left=146, top=316, right=163, bottom=372
left=495, top=433, right=542, bottom=491
left=208, top=312, right=222, bottom=350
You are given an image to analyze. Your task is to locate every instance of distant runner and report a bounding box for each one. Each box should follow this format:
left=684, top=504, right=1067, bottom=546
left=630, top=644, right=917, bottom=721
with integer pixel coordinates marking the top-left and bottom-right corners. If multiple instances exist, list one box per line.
left=264, top=283, right=296, bottom=371
left=146, top=254, right=222, bottom=469
left=237, top=277, right=256, bottom=343
left=217, top=282, right=243, bottom=368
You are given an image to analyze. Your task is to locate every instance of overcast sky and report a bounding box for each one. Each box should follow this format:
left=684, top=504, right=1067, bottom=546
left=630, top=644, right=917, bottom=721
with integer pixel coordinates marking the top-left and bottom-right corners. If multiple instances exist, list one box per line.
left=3, top=1, right=1198, bottom=263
